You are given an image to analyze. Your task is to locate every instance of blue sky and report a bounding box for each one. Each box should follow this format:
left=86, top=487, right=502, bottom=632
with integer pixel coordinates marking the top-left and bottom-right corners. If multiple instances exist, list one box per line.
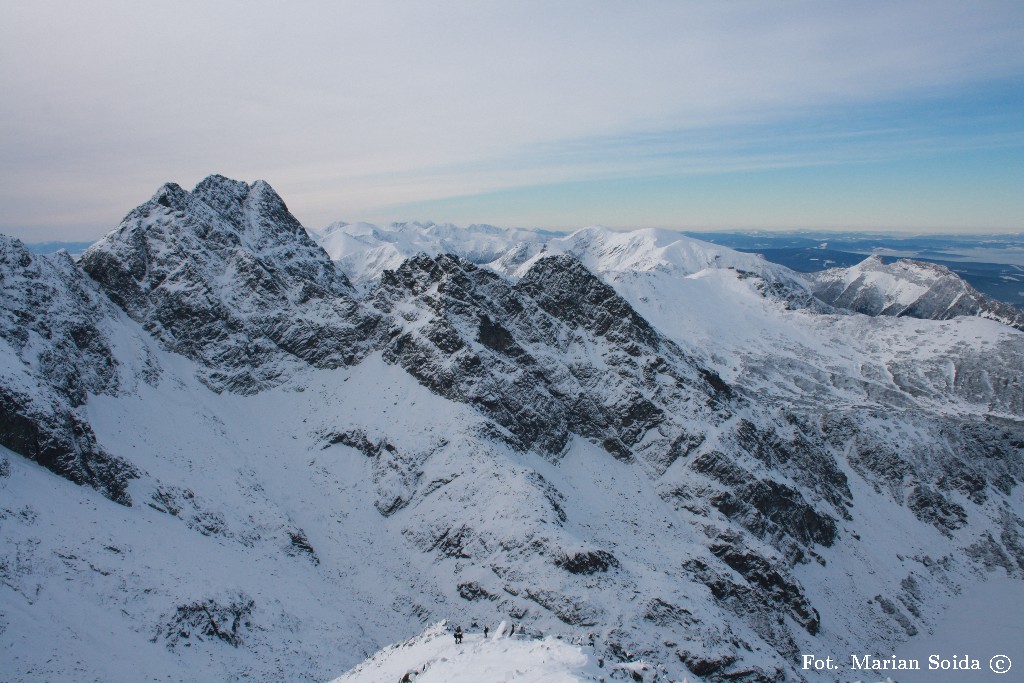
left=390, top=78, right=1024, bottom=231
left=1, top=1, right=1022, bottom=239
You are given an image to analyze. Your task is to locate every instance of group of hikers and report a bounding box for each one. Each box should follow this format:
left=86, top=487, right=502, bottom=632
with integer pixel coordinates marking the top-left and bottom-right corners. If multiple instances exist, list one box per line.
left=450, top=621, right=522, bottom=644
left=398, top=622, right=527, bottom=682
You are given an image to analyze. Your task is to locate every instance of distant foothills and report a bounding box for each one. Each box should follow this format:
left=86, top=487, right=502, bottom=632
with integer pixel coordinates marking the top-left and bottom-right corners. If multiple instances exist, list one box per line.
left=23, top=229, right=1024, bottom=310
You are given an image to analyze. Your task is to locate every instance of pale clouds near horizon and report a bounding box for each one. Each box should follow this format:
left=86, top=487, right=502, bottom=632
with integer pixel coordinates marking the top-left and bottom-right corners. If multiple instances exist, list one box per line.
left=1, top=0, right=1023, bottom=238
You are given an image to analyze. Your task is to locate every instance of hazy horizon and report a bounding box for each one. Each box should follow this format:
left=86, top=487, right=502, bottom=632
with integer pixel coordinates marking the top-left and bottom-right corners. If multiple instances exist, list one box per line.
left=17, top=217, right=1024, bottom=249
left=12, top=213, right=1024, bottom=247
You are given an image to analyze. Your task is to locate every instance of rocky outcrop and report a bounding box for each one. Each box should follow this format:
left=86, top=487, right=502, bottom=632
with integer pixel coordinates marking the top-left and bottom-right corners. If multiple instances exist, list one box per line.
left=0, top=237, right=139, bottom=504
left=157, top=594, right=255, bottom=649
left=0, top=239, right=120, bottom=405
left=372, top=252, right=729, bottom=460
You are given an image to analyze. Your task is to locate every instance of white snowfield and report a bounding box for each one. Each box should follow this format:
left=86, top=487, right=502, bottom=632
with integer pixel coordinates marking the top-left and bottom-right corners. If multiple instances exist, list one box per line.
left=330, top=622, right=615, bottom=683
left=489, top=225, right=774, bottom=281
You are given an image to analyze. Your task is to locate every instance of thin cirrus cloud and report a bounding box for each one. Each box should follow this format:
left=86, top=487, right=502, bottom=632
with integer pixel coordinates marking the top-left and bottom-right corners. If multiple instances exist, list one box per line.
left=0, top=0, right=1022, bottom=239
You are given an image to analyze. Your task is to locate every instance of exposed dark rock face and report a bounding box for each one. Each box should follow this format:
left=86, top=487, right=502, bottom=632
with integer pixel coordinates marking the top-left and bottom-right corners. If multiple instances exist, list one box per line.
left=286, top=528, right=320, bottom=565
left=733, top=415, right=852, bottom=512
left=80, top=175, right=379, bottom=393
left=522, top=587, right=600, bottom=626
left=458, top=582, right=498, bottom=601
left=319, top=428, right=422, bottom=516
left=907, top=485, right=968, bottom=532
left=372, top=253, right=729, bottom=460
left=555, top=549, right=619, bottom=575
left=824, top=409, right=1023, bottom=533
left=0, top=241, right=120, bottom=405
left=734, top=267, right=833, bottom=313
left=681, top=449, right=838, bottom=551
left=148, top=485, right=235, bottom=540
left=321, top=428, right=380, bottom=455
left=515, top=255, right=663, bottom=350
left=685, top=556, right=801, bottom=658
left=0, top=385, right=137, bottom=504
left=708, top=539, right=820, bottom=635
left=0, top=236, right=139, bottom=504
left=159, top=594, right=255, bottom=648
left=710, top=479, right=838, bottom=548
left=373, top=254, right=567, bottom=453
left=873, top=594, right=918, bottom=637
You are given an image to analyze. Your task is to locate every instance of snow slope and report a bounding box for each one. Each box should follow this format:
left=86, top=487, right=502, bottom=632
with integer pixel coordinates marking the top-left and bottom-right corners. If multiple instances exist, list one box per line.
left=605, top=266, right=1024, bottom=417
left=330, top=623, right=617, bottom=683
left=489, top=226, right=774, bottom=281
left=4, top=353, right=492, bottom=681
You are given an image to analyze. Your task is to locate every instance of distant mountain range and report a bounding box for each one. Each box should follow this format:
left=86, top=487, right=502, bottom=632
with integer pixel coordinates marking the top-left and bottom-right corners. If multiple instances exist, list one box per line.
left=28, top=229, right=1024, bottom=310
left=682, top=231, right=1024, bottom=310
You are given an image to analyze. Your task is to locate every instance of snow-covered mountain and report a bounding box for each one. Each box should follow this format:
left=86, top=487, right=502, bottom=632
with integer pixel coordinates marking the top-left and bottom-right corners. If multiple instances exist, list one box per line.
left=3, top=175, right=1023, bottom=683
left=314, top=220, right=551, bottom=288
left=80, top=177, right=377, bottom=394
left=809, top=254, right=1024, bottom=330
left=488, top=225, right=776, bottom=279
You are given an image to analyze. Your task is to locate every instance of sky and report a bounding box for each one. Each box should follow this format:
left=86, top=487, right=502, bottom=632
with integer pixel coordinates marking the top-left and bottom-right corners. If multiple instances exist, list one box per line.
left=1, top=0, right=1023, bottom=241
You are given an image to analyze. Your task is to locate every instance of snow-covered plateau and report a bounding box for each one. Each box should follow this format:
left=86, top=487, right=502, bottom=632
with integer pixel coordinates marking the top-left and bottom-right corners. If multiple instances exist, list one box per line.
left=2, top=175, right=1022, bottom=682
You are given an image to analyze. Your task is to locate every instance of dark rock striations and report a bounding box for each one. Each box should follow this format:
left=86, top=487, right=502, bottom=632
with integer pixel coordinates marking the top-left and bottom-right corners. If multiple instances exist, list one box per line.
left=0, top=237, right=138, bottom=504
left=372, top=252, right=728, bottom=460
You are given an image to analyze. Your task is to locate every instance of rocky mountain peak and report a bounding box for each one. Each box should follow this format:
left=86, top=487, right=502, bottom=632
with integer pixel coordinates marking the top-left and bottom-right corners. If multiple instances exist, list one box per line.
left=191, top=174, right=253, bottom=225
left=192, top=174, right=309, bottom=250
left=80, top=176, right=374, bottom=393
left=149, top=181, right=192, bottom=211
left=377, top=251, right=472, bottom=298
left=1, top=236, right=120, bottom=404
left=371, top=251, right=732, bottom=464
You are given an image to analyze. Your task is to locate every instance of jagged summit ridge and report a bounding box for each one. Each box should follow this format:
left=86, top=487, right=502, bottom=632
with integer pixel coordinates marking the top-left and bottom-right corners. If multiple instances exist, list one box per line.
left=80, top=174, right=378, bottom=393
left=191, top=175, right=314, bottom=250
left=371, top=251, right=732, bottom=463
